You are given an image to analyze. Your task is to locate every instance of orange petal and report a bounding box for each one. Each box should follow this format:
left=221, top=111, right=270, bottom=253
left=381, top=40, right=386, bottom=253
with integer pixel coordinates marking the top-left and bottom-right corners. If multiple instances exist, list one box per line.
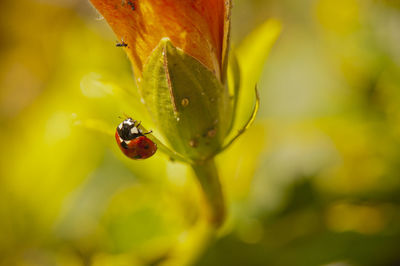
left=90, top=0, right=231, bottom=81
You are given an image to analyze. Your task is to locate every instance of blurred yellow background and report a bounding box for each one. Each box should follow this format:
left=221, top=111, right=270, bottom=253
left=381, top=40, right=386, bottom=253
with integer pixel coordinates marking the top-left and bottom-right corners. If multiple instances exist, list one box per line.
left=1, top=0, right=400, bottom=265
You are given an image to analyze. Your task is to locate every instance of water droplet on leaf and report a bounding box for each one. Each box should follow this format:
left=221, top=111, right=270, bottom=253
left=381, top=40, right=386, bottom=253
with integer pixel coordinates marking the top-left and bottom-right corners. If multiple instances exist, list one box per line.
left=189, top=139, right=198, bottom=148
left=207, top=129, right=217, bottom=138
left=181, top=98, right=189, bottom=107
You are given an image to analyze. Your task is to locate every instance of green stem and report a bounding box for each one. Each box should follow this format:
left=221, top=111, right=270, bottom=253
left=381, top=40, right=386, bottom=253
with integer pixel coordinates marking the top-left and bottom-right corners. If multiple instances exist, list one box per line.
left=191, top=159, right=225, bottom=228
left=159, top=159, right=224, bottom=265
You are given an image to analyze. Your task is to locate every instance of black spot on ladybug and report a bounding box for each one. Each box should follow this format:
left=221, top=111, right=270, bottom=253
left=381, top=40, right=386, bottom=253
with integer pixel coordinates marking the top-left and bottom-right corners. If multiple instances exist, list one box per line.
left=144, top=144, right=150, bottom=149
left=121, top=141, right=128, bottom=149
left=134, top=155, right=142, bottom=159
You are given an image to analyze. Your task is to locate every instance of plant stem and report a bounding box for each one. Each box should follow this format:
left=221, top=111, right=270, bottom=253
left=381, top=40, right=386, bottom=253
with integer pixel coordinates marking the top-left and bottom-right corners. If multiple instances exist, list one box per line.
left=159, top=159, right=224, bottom=266
left=191, top=159, right=225, bottom=228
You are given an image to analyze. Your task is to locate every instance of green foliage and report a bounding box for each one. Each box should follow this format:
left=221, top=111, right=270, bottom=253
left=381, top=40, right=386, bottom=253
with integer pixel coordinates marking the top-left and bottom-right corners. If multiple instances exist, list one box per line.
left=233, top=19, right=282, bottom=126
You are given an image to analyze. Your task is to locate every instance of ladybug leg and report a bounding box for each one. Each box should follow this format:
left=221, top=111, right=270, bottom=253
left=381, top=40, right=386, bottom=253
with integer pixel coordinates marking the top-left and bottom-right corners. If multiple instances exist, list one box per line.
left=121, top=141, right=129, bottom=149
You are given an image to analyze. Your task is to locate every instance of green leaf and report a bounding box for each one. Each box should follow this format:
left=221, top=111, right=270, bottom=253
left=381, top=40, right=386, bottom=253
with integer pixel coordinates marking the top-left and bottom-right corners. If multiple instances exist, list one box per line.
left=233, top=19, right=282, bottom=125
left=218, top=86, right=260, bottom=154
left=226, top=51, right=241, bottom=134
left=140, top=38, right=232, bottom=161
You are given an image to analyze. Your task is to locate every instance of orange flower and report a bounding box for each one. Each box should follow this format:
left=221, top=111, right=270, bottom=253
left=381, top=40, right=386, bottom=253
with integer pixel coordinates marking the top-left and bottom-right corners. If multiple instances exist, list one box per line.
left=90, top=0, right=231, bottom=82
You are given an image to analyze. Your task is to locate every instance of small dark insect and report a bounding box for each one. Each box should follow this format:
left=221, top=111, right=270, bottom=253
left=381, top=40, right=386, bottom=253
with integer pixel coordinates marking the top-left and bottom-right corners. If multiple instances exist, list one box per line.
left=116, top=39, right=128, bottom=47
left=127, top=0, right=135, bottom=10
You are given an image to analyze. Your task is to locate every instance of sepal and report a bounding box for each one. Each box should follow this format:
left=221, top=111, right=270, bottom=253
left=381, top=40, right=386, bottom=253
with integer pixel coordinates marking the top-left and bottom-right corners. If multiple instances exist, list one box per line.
left=140, top=38, right=232, bottom=161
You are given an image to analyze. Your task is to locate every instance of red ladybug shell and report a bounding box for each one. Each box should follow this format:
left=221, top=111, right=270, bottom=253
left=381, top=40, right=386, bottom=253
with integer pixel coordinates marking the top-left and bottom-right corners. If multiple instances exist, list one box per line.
left=115, top=131, right=157, bottom=160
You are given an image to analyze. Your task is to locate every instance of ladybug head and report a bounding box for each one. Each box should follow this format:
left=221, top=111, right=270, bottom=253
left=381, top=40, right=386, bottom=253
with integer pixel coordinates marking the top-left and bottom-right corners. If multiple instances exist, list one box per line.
left=117, top=118, right=143, bottom=140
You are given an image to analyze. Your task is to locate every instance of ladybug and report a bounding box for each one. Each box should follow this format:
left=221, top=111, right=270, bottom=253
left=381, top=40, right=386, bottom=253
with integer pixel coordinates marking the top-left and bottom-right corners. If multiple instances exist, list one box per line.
left=115, top=118, right=157, bottom=159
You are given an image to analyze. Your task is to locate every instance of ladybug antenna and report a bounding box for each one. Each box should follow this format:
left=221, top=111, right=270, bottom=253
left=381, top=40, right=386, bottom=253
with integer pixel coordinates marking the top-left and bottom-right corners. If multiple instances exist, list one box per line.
left=118, top=113, right=131, bottom=120
left=136, top=121, right=142, bottom=127
left=144, top=130, right=153, bottom=135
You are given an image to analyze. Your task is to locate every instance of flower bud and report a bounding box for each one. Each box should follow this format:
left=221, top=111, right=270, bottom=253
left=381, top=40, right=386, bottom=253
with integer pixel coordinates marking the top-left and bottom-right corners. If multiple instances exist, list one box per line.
left=91, top=0, right=233, bottom=160
left=90, top=0, right=231, bottom=82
